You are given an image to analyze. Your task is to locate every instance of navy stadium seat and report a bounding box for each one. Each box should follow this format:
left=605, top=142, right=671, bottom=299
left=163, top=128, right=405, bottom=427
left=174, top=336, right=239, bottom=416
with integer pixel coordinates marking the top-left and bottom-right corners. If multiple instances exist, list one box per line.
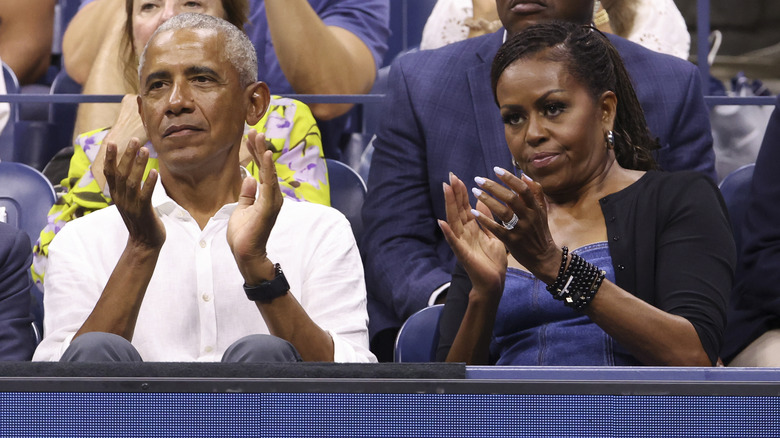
left=325, top=158, right=367, bottom=241
left=0, top=62, right=20, bottom=162
left=718, top=163, right=755, bottom=256
left=394, top=304, right=444, bottom=362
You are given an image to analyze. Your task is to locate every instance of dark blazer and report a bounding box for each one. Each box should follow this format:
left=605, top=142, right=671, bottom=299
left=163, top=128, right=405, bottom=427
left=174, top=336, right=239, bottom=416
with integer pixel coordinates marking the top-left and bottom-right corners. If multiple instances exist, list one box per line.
left=0, top=222, right=35, bottom=361
left=362, top=30, right=716, bottom=337
left=721, top=95, right=780, bottom=362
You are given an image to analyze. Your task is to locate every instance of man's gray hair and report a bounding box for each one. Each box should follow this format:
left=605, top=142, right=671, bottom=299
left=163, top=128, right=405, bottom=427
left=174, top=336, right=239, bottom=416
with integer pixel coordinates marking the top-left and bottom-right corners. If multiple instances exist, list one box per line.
left=138, top=13, right=258, bottom=87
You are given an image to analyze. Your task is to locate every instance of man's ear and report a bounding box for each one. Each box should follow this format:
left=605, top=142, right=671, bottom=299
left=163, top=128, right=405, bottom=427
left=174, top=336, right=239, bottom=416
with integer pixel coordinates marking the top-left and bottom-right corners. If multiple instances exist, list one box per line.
left=599, top=90, right=617, bottom=131
left=137, top=95, right=146, bottom=130
left=245, top=81, right=271, bottom=126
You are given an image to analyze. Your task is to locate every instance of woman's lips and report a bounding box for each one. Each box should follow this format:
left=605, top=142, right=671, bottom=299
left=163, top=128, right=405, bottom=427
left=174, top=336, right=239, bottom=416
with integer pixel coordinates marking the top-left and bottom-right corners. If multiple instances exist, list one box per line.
left=530, top=153, right=558, bottom=169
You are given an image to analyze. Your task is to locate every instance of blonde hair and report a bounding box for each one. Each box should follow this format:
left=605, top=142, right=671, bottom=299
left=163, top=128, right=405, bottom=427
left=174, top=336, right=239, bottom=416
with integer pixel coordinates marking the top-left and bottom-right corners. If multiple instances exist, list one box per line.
left=120, top=0, right=249, bottom=92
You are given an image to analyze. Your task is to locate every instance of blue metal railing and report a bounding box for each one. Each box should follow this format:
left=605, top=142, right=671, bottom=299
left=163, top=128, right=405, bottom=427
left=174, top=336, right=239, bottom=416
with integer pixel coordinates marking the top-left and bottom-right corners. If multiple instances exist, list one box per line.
left=0, top=94, right=774, bottom=107
left=0, top=94, right=388, bottom=105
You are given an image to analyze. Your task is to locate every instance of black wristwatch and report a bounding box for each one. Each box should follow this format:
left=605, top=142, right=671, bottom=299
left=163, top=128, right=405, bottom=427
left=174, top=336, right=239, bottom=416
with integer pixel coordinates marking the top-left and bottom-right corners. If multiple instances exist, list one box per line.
left=243, top=263, right=289, bottom=303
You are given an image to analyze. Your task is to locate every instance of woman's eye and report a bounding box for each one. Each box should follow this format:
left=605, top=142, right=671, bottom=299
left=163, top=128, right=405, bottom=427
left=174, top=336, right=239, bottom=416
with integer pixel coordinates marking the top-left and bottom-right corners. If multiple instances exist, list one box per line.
left=184, top=1, right=202, bottom=8
left=139, top=2, right=156, bottom=11
left=503, top=113, right=525, bottom=126
left=544, top=103, right=565, bottom=117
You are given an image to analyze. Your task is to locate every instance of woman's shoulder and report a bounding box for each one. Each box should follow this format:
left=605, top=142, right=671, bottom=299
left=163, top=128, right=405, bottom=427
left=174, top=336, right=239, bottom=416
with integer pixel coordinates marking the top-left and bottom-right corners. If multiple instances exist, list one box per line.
left=614, top=170, right=716, bottom=197
left=644, top=170, right=718, bottom=193
left=603, top=170, right=721, bottom=215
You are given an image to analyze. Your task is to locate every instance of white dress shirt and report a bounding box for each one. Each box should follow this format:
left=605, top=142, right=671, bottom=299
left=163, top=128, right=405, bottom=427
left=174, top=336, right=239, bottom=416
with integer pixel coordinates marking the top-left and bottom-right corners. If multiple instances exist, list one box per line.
left=33, top=177, right=375, bottom=362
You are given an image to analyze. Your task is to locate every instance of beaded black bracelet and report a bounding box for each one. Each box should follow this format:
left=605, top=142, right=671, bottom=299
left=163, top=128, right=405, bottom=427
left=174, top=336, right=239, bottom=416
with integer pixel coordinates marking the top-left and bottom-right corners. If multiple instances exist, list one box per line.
left=546, top=249, right=606, bottom=310
left=546, top=246, right=570, bottom=300
left=564, top=267, right=606, bottom=310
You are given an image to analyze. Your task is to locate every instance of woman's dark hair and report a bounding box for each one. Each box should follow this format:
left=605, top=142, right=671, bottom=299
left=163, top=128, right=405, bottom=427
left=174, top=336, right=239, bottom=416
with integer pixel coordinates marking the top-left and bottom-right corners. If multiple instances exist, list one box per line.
left=490, top=21, right=658, bottom=171
left=120, top=0, right=250, bottom=92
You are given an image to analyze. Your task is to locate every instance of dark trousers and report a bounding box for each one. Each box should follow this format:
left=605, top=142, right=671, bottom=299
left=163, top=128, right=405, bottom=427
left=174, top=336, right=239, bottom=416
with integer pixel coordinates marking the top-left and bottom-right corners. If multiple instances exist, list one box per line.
left=60, top=332, right=303, bottom=363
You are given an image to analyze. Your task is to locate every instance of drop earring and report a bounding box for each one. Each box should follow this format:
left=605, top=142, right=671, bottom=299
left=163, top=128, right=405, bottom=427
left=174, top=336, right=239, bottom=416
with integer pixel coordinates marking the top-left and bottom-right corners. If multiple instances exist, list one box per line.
left=606, top=130, right=615, bottom=149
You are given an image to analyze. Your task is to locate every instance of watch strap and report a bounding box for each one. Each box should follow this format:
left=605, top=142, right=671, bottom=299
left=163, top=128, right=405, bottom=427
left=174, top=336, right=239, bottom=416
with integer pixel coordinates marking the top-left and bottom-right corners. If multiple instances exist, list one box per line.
left=243, top=263, right=289, bottom=303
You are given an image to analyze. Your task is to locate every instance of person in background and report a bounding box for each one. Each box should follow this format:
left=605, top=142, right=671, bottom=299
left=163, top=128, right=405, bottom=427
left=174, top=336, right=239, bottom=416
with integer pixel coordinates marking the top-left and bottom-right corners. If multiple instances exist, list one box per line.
left=437, top=22, right=732, bottom=366
left=721, top=95, right=780, bottom=366
left=0, top=222, right=36, bottom=361
left=421, top=0, right=500, bottom=50
left=0, top=0, right=57, bottom=85
left=34, top=14, right=373, bottom=363
left=421, top=0, right=689, bottom=59
left=598, top=0, right=690, bottom=60
left=362, top=0, right=715, bottom=361
left=62, top=0, right=389, bottom=157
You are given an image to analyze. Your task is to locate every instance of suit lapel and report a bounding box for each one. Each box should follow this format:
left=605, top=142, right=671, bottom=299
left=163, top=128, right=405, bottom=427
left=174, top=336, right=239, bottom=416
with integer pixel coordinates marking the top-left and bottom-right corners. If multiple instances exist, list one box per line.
left=467, top=31, right=513, bottom=176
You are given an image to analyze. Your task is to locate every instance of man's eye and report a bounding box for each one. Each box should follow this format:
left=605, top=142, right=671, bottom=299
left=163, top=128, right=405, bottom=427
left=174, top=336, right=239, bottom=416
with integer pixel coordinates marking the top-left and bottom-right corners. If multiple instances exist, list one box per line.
left=149, top=81, right=164, bottom=90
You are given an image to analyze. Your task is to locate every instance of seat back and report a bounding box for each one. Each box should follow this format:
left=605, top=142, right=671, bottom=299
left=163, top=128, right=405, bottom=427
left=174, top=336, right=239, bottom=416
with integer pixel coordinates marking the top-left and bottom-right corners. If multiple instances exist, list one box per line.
left=394, top=304, right=444, bottom=362
left=49, top=69, right=82, bottom=155
left=1, top=62, right=20, bottom=161
left=384, top=0, right=437, bottom=66
left=0, top=161, right=57, bottom=247
left=325, top=159, right=367, bottom=241
left=718, top=163, right=755, bottom=254
left=362, top=65, right=390, bottom=142
left=13, top=120, right=57, bottom=171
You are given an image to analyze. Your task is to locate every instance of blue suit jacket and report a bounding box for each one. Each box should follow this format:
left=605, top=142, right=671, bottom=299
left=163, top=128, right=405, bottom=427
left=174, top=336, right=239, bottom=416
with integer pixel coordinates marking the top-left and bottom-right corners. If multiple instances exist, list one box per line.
left=0, top=222, right=35, bottom=360
left=362, top=30, right=715, bottom=337
left=721, top=95, right=780, bottom=362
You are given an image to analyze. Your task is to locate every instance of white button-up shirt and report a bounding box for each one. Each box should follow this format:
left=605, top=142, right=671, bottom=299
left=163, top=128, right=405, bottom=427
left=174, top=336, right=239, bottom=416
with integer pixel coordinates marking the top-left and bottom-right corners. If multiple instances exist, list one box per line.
left=34, top=178, right=375, bottom=362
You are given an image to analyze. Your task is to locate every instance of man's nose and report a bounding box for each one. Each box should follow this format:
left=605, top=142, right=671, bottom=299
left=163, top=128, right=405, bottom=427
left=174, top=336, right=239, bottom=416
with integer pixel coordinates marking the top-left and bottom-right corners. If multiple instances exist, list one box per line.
left=166, top=81, right=194, bottom=115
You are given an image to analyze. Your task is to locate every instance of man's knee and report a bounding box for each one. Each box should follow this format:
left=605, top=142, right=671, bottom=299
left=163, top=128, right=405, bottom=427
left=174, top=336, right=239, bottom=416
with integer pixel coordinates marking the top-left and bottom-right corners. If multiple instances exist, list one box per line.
left=60, top=332, right=142, bottom=362
left=222, top=334, right=303, bottom=363
left=729, top=329, right=780, bottom=367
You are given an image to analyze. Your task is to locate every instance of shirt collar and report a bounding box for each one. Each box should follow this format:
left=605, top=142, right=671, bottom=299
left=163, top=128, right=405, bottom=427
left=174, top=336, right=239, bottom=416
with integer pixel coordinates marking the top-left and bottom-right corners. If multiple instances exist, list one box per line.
left=150, top=166, right=250, bottom=218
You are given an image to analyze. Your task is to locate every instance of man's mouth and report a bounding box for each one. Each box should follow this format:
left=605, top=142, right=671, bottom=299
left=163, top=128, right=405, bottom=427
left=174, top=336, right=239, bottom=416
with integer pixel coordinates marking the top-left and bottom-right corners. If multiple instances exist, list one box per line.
left=163, top=125, right=202, bottom=137
left=510, top=0, right=545, bottom=14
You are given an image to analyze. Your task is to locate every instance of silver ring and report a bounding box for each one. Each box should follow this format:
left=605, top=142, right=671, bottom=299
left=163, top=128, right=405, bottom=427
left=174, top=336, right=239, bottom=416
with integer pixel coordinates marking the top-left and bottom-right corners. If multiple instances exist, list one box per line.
left=502, top=213, right=519, bottom=231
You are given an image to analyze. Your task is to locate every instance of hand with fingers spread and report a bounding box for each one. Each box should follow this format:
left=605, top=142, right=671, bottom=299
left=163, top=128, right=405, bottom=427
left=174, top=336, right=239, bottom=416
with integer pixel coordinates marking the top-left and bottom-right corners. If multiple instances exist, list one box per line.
left=469, top=167, right=561, bottom=284
left=227, top=130, right=284, bottom=285
left=103, top=137, right=165, bottom=251
left=91, top=94, right=150, bottom=192
left=439, top=173, right=507, bottom=296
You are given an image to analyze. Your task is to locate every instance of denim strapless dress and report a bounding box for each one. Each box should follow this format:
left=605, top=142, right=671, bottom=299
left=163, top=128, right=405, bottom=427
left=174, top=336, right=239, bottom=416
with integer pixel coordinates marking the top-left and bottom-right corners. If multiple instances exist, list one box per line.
left=490, top=242, right=641, bottom=366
